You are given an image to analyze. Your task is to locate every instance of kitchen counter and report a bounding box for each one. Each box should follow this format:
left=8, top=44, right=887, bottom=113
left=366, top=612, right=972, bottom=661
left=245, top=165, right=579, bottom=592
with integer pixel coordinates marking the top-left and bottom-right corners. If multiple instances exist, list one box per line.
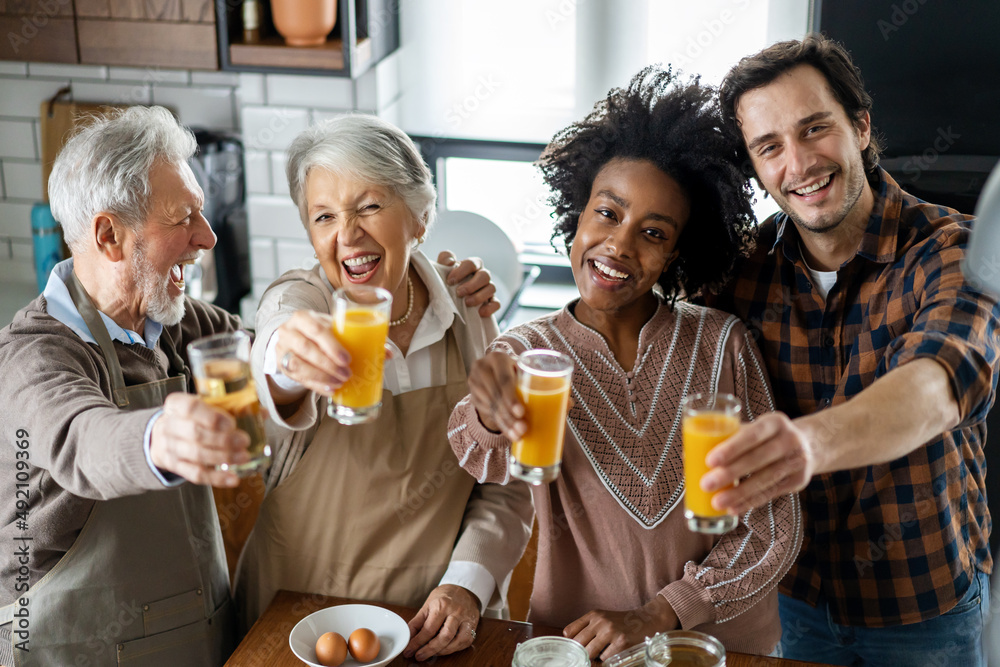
left=225, top=590, right=830, bottom=667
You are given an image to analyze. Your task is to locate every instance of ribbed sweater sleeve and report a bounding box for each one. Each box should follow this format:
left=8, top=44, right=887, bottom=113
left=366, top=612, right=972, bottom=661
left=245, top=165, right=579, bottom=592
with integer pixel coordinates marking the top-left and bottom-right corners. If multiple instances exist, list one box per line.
left=447, top=335, right=528, bottom=484
left=661, top=323, right=803, bottom=628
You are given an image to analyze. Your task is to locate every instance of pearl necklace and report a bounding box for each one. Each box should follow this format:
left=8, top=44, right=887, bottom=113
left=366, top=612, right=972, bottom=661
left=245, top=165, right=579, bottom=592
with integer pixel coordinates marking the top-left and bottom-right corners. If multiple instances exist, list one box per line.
left=390, top=274, right=414, bottom=327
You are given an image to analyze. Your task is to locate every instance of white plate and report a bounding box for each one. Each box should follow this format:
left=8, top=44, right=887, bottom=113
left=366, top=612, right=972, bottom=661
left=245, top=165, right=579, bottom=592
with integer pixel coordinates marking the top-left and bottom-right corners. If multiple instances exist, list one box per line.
left=289, top=604, right=410, bottom=667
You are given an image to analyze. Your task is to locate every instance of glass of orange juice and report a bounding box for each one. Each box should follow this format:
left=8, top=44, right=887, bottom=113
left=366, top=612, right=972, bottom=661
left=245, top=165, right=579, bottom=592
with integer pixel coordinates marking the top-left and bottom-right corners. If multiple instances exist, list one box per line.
left=327, top=285, right=392, bottom=425
left=682, top=393, right=741, bottom=534
left=510, top=349, right=574, bottom=485
left=187, top=331, right=272, bottom=475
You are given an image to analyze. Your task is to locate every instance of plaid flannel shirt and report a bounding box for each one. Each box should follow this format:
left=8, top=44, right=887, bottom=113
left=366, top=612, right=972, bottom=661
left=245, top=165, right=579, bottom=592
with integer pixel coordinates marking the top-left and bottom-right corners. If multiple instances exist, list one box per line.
left=708, top=167, right=1000, bottom=627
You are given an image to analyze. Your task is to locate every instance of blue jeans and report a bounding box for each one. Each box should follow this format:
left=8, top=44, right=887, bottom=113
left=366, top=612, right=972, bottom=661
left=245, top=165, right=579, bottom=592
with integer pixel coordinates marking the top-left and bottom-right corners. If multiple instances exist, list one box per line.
left=778, top=569, right=990, bottom=666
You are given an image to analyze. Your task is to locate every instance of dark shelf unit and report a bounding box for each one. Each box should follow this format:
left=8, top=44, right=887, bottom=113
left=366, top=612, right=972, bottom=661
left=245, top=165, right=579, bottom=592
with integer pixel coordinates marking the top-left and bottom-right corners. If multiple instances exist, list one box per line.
left=215, top=0, right=399, bottom=77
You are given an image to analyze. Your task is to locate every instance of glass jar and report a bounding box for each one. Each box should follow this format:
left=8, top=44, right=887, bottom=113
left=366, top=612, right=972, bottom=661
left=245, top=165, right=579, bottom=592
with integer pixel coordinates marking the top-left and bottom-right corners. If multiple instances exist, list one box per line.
left=644, top=631, right=726, bottom=666
left=512, top=636, right=590, bottom=667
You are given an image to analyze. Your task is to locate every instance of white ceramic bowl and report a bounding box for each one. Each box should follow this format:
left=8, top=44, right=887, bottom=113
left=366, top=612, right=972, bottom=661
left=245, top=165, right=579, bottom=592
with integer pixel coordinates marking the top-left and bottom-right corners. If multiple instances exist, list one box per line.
left=289, top=604, right=410, bottom=667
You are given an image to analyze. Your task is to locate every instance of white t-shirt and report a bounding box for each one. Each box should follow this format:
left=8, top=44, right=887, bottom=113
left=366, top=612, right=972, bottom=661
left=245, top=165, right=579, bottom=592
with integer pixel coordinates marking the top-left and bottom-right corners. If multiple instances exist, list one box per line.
left=800, top=245, right=838, bottom=301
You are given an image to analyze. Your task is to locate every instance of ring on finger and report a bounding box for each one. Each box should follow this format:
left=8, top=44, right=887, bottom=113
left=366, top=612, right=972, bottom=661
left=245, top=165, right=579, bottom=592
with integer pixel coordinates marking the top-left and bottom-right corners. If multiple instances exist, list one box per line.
left=281, top=351, right=294, bottom=373
left=466, top=624, right=476, bottom=641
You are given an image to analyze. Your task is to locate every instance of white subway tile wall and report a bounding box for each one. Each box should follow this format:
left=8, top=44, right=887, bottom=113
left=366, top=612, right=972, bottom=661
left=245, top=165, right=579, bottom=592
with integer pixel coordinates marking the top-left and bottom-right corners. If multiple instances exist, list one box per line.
left=237, top=73, right=266, bottom=106
left=276, top=239, right=316, bottom=276
left=0, top=60, right=401, bottom=324
left=266, top=74, right=354, bottom=111
left=2, top=161, right=43, bottom=201
left=250, top=238, right=277, bottom=280
left=309, top=109, right=348, bottom=125
left=108, top=67, right=190, bottom=84
left=27, top=63, right=108, bottom=80
left=269, top=152, right=290, bottom=197
left=247, top=195, right=305, bottom=240
left=10, top=238, right=33, bottom=261
left=0, top=79, right=69, bottom=117
left=71, top=80, right=153, bottom=106
left=244, top=151, right=271, bottom=195
left=241, top=105, right=310, bottom=151
left=152, top=85, right=236, bottom=130
left=190, top=71, right=241, bottom=87
left=0, top=62, right=27, bottom=76
left=0, top=120, right=38, bottom=160
left=0, top=201, right=35, bottom=239
left=355, top=52, right=401, bottom=113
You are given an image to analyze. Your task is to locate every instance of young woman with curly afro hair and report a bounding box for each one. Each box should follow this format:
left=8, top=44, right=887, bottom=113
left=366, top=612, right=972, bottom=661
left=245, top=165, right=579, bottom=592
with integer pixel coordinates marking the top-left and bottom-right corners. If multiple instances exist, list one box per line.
left=448, top=66, right=800, bottom=661
left=542, top=64, right=757, bottom=303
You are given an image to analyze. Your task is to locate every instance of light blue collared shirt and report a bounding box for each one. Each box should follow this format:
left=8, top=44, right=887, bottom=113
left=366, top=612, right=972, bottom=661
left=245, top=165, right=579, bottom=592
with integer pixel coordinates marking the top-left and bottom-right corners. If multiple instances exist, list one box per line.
left=43, top=259, right=181, bottom=487
left=44, top=259, right=163, bottom=349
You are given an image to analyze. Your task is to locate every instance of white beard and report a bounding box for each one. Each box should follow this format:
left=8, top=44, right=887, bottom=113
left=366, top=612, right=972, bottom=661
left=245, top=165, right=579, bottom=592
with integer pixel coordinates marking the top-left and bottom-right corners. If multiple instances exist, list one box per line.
left=129, top=238, right=186, bottom=326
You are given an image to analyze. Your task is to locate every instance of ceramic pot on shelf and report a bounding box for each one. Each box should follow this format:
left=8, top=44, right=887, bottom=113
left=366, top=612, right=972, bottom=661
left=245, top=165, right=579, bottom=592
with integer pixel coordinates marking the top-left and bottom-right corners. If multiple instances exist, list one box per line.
left=270, top=0, right=338, bottom=46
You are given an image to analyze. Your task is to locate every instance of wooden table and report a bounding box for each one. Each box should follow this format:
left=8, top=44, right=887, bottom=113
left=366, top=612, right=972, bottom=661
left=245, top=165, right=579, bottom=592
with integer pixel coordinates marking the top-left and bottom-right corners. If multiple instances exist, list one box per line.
left=225, top=590, right=827, bottom=667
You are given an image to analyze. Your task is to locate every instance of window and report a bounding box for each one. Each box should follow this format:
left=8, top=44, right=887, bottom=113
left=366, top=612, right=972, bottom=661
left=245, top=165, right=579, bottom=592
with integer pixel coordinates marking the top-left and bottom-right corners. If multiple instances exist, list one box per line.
left=405, top=1, right=802, bottom=256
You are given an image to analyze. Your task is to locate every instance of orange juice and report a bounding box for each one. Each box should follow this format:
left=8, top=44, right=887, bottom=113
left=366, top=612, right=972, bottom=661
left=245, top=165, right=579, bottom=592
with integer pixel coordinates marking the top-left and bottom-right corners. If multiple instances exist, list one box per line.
left=512, top=374, right=571, bottom=467
left=194, top=356, right=270, bottom=474
left=332, top=308, right=389, bottom=408
left=682, top=412, right=740, bottom=517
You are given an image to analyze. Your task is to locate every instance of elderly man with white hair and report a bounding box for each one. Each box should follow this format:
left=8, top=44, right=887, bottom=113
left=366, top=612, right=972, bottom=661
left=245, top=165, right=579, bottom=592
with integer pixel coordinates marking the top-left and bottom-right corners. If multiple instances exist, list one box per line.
left=0, top=106, right=496, bottom=666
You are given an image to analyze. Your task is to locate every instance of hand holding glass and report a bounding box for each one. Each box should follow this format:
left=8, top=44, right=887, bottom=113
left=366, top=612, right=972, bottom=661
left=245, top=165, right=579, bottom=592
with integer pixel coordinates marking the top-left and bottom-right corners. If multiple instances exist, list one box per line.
left=509, top=350, right=574, bottom=485
left=682, top=393, right=740, bottom=534
left=187, top=331, right=271, bottom=476
left=327, top=285, right=392, bottom=425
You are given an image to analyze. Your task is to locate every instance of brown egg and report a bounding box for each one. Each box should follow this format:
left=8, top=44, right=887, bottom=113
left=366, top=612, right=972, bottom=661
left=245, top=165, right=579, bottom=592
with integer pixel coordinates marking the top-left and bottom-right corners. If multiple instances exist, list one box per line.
left=348, top=627, right=381, bottom=663
left=314, top=631, right=348, bottom=667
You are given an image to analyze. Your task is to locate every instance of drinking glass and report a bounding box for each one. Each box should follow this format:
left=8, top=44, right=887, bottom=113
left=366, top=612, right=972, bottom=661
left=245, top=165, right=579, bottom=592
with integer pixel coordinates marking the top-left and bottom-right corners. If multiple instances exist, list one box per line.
left=644, top=630, right=726, bottom=666
left=509, top=349, right=574, bottom=485
left=682, top=393, right=740, bottom=534
left=512, top=636, right=589, bottom=667
left=327, top=285, right=392, bottom=425
left=187, top=331, right=271, bottom=475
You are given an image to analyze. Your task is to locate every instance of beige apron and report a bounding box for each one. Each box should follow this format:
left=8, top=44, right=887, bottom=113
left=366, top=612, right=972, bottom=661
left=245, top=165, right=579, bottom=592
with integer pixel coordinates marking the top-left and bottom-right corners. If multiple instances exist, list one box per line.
left=3, top=273, right=235, bottom=666
left=237, top=327, right=476, bottom=623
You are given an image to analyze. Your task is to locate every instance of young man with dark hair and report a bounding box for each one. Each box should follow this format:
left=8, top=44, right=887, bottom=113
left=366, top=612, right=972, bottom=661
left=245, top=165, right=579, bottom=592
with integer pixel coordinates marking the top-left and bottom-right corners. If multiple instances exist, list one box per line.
left=703, top=34, right=999, bottom=664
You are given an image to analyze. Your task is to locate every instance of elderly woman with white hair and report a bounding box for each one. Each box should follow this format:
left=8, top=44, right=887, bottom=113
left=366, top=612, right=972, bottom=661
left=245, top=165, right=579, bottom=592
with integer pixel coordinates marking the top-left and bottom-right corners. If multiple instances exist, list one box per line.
left=233, top=115, right=533, bottom=661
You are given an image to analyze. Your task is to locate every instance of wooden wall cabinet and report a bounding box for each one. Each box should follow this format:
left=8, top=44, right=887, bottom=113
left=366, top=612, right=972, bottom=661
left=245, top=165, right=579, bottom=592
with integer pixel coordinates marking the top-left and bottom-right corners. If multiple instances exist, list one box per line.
left=76, top=0, right=217, bottom=69
left=0, top=0, right=77, bottom=63
left=0, top=0, right=218, bottom=69
left=0, top=0, right=395, bottom=77
left=216, top=0, right=398, bottom=77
